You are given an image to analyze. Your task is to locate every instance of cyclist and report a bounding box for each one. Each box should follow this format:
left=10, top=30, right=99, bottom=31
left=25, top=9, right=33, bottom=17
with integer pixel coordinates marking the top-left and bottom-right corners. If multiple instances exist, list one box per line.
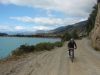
left=68, top=38, right=77, bottom=57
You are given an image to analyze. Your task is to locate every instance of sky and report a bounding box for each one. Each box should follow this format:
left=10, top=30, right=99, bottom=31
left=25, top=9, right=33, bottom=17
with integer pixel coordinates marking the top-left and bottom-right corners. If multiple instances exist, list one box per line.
left=0, top=0, right=97, bottom=33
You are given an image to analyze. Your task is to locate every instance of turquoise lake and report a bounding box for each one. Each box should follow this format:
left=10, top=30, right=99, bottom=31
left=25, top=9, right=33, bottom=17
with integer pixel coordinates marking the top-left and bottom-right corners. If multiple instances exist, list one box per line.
left=0, top=37, right=60, bottom=59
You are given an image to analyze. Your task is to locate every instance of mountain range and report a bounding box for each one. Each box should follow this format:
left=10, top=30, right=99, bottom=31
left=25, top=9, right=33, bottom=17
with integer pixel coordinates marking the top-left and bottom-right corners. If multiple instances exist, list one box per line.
left=49, top=20, right=87, bottom=36
left=0, top=20, right=87, bottom=36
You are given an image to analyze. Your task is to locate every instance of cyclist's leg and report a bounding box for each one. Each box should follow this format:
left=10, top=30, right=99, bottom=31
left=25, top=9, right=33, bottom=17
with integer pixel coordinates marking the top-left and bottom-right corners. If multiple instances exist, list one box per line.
left=72, top=49, right=74, bottom=58
left=69, top=49, right=71, bottom=56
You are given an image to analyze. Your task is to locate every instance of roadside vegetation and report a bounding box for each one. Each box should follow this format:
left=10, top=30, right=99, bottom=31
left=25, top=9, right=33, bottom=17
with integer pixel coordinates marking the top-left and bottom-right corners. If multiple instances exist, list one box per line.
left=61, top=30, right=80, bottom=42
left=86, top=4, right=98, bottom=35
left=12, top=41, right=64, bottom=56
left=86, top=3, right=100, bottom=51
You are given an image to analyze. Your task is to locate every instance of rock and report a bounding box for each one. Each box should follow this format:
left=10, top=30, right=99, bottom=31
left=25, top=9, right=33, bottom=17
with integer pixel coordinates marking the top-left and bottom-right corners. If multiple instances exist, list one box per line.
left=91, top=3, right=100, bottom=50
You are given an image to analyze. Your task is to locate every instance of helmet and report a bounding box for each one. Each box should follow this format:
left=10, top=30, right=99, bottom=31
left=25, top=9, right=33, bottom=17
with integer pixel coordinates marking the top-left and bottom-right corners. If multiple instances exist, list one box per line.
left=70, top=38, right=74, bottom=42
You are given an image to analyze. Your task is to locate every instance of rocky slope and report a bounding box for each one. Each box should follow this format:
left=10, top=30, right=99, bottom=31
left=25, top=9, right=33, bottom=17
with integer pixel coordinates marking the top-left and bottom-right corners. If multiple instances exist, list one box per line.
left=91, top=2, right=100, bottom=50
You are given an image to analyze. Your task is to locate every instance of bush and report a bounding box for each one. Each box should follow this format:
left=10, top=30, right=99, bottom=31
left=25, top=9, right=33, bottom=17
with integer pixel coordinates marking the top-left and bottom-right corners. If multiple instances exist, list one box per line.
left=86, top=4, right=98, bottom=35
left=61, top=30, right=80, bottom=42
left=12, top=44, right=35, bottom=56
left=12, top=41, right=64, bottom=56
left=54, top=42, right=64, bottom=47
left=71, top=30, right=79, bottom=39
left=35, top=42, right=54, bottom=51
left=12, top=49, right=23, bottom=56
left=20, top=45, right=35, bottom=52
left=61, top=32, right=72, bottom=42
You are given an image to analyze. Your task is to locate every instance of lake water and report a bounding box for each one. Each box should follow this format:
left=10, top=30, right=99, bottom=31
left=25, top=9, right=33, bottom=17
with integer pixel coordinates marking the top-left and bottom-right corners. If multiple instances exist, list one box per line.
left=0, top=37, right=60, bottom=59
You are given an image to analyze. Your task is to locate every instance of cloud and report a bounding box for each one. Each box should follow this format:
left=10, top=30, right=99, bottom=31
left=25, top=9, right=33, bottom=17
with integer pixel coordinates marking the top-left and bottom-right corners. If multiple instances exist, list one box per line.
left=10, top=16, right=64, bottom=25
left=0, top=24, right=52, bottom=32
left=15, top=26, right=25, bottom=30
left=32, top=26, right=52, bottom=30
left=10, top=16, right=87, bottom=26
left=14, top=25, right=51, bottom=31
left=0, top=0, right=97, bottom=18
left=0, top=0, right=97, bottom=32
left=10, top=16, right=33, bottom=23
left=0, top=25, right=12, bottom=31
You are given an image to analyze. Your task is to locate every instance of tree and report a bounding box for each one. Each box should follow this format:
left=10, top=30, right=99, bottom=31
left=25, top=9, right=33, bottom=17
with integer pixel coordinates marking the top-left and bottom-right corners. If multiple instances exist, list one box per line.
left=71, top=30, right=79, bottom=39
left=61, top=32, right=71, bottom=42
left=86, top=4, right=98, bottom=35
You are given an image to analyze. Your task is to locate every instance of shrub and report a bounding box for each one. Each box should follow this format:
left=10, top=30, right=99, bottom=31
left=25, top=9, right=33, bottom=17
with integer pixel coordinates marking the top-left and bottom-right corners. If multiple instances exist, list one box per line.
left=71, top=30, right=79, bottom=39
left=86, top=4, right=98, bottom=35
left=54, top=42, right=64, bottom=47
left=12, top=44, right=35, bottom=56
left=12, top=41, right=64, bottom=56
left=19, top=44, right=35, bottom=52
left=61, top=32, right=72, bottom=42
left=12, top=49, right=23, bottom=56
left=61, top=30, right=80, bottom=42
left=35, top=42, right=54, bottom=51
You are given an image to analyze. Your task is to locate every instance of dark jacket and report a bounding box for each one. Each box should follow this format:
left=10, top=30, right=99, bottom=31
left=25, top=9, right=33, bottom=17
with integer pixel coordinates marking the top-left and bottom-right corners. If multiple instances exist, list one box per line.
left=68, top=41, right=77, bottom=48
left=98, top=0, right=100, bottom=3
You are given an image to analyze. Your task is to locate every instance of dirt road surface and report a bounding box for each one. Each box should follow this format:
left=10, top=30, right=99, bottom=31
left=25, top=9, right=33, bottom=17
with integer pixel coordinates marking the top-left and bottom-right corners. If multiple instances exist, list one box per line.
left=0, top=38, right=100, bottom=75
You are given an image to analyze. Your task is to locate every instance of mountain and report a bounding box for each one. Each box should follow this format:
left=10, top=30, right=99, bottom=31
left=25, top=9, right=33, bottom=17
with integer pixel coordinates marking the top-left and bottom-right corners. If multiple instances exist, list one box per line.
left=0, top=32, right=8, bottom=36
left=35, top=30, right=48, bottom=34
left=6, top=31, right=35, bottom=35
left=5, top=30, right=49, bottom=35
left=49, top=20, right=87, bottom=36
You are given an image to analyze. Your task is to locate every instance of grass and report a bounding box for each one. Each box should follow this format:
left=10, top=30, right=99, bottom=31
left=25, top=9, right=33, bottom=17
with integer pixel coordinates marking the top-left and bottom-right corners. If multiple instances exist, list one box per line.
left=54, top=42, right=64, bottom=47
left=35, top=42, right=54, bottom=51
left=12, top=41, right=64, bottom=56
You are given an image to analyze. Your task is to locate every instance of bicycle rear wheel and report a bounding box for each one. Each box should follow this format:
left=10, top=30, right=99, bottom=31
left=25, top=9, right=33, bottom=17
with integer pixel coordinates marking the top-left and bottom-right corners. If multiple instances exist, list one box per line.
left=70, top=50, right=74, bottom=62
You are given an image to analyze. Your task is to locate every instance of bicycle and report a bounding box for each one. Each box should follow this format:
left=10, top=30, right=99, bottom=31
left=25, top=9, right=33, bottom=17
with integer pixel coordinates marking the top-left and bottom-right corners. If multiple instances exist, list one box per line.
left=68, top=48, right=75, bottom=62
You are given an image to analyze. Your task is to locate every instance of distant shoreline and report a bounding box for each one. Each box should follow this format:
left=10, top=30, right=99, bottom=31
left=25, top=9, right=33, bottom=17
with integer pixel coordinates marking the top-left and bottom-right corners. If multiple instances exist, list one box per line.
left=0, top=35, right=61, bottom=39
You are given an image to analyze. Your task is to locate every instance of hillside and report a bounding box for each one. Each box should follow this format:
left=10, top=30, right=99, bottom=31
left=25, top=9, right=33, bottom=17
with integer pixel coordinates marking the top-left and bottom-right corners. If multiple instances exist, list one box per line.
left=0, top=33, right=8, bottom=36
left=50, top=21, right=87, bottom=36
left=91, top=1, right=100, bottom=50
